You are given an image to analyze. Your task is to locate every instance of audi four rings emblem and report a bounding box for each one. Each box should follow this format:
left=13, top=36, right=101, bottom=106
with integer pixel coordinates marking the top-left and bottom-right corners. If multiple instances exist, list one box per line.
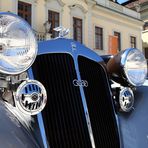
left=73, top=79, right=88, bottom=87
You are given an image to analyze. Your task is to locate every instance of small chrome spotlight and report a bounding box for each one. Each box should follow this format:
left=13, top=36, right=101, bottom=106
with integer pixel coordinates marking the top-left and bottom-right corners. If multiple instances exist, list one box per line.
left=119, top=87, right=134, bottom=112
left=15, top=80, right=47, bottom=115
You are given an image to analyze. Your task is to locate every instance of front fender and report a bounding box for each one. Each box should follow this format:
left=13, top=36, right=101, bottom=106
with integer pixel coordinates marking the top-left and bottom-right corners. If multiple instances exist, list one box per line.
left=118, top=84, right=148, bottom=148
left=0, top=100, right=42, bottom=148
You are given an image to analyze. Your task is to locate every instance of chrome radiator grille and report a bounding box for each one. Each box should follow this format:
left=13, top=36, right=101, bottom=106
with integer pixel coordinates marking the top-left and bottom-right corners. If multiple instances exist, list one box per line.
left=32, top=53, right=120, bottom=148
left=78, top=56, right=120, bottom=148
left=32, top=54, right=92, bottom=148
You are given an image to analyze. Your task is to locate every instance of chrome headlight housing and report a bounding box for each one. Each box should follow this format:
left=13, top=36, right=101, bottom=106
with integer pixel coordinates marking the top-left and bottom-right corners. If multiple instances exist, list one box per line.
left=0, top=12, right=37, bottom=75
left=107, top=48, right=147, bottom=86
left=121, top=48, right=147, bottom=86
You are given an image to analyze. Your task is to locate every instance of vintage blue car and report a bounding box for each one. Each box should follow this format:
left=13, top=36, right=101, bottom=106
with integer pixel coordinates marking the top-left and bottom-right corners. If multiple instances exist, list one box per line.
left=0, top=12, right=147, bottom=148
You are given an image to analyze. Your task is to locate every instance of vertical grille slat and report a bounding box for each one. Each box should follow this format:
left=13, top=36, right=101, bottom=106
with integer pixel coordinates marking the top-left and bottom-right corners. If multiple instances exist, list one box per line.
left=32, top=54, right=92, bottom=148
left=78, top=56, right=120, bottom=148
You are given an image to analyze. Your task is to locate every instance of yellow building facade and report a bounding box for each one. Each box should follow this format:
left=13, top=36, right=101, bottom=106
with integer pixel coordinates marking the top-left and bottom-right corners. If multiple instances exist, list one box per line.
left=141, top=1, right=148, bottom=59
left=0, top=0, right=144, bottom=55
left=123, top=0, right=148, bottom=59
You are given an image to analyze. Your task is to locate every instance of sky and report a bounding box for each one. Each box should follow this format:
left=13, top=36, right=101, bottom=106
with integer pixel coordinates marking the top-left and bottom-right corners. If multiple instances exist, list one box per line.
left=118, top=0, right=128, bottom=4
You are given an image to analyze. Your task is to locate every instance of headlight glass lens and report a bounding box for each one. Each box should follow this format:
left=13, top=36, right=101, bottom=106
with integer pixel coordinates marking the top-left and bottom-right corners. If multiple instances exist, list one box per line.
left=124, top=49, right=147, bottom=86
left=0, top=13, right=37, bottom=74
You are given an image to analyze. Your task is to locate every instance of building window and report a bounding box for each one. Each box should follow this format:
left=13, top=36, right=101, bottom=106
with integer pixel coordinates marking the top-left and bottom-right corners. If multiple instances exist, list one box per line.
left=73, top=17, right=83, bottom=43
left=95, top=26, right=103, bottom=50
left=109, top=0, right=117, bottom=2
left=114, top=31, right=121, bottom=51
left=130, top=36, right=136, bottom=48
left=143, top=22, right=148, bottom=30
left=18, top=1, right=32, bottom=25
left=48, top=10, right=59, bottom=38
left=144, top=48, right=148, bottom=59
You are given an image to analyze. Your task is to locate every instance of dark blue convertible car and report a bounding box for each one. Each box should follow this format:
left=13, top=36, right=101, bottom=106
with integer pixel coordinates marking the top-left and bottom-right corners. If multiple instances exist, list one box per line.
left=0, top=12, right=147, bottom=148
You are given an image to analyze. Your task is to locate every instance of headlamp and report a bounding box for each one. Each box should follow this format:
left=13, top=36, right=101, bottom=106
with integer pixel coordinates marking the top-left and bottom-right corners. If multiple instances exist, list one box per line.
left=15, top=80, right=47, bottom=115
left=0, top=12, right=37, bottom=75
left=121, top=48, right=147, bottom=86
left=107, top=48, right=147, bottom=86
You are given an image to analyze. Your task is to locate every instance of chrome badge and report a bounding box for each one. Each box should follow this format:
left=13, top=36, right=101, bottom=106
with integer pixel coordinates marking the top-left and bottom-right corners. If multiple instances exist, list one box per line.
left=73, top=79, right=88, bottom=87
left=15, top=80, right=47, bottom=115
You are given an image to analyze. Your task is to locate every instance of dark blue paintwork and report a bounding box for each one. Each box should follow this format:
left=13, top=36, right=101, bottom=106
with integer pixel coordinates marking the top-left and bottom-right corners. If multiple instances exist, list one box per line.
left=38, top=38, right=102, bottom=63
left=119, top=85, right=148, bottom=148
left=0, top=101, right=42, bottom=148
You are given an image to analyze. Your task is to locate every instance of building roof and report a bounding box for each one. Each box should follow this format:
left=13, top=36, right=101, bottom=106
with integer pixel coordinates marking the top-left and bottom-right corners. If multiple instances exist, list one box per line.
left=122, top=0, right=148, bottom=6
